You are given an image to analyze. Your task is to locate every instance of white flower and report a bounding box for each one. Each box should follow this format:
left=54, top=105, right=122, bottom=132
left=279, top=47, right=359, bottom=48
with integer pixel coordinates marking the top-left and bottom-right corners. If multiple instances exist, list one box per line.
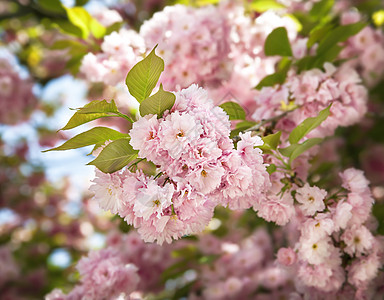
left=298, top=236, right=333, bottom=265
left=295, top=183, right=327, bottom=216
left=134, top=181, right=174, bottom=220
left=89, top=170, right=124, bottom=214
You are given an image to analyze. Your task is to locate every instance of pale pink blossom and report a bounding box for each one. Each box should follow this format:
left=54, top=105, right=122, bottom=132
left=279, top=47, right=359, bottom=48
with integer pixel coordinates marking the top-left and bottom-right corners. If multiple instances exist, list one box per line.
left=341, top=225, right=374, bottom=257
left=340, top=168, right=370, bottom=194
left=298, top=236, right=334, bottom=265
left=348, top=254, right=381, bottom=287
left=89, top=169, right=124, bottom=214
left=277, top=247, right=297, bottom=266
left=295, top=183, right=327, bottom=216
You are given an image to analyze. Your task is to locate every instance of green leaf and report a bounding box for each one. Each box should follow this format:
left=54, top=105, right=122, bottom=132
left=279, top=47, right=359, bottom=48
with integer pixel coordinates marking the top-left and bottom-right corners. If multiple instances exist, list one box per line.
left=316, top=22, right=365, bottom=55
left=255, top=59, right=291, bottom=90
left=65, top=7, right=106, bottom=39
left=219, top=102, right=246, bottom=120
left=126, top=46, right=165, bottom=103
left=50, top=39, right=88, bottom=52
left=89, top=18, right=106, bottom=38
left=264, top=27, right=293, bottom=57
left=307, top=23, right=334, bottom=48
left=88, top=138, right=138, bottom=173
left=65, top=7, right=90, bottom=39
left=54, top=20, right=84, bottom=38
left=37, top=0, right=65, bottom=14
left=61, top=100, right=119, bottom=130
left=266, top=164, right=277, bottom=174
left=43, top=127, right=128, bottom=152
left=288, top=105, right=331, bottom=144
left=309, top=0, right=334, bottom=20
left=249, top=0, right=285, bottom=12
left=77, top=99, right=118, bottom=114
left=280, top=138, right=323, bottom=162
left=258, top=131, right=282, bottom=151
left=139, top=84, right=175, bottom=117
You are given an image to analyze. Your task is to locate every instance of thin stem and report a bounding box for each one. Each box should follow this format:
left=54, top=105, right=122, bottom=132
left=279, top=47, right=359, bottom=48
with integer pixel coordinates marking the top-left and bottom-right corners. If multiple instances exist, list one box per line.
left=154, top=172, right=163, bottom=180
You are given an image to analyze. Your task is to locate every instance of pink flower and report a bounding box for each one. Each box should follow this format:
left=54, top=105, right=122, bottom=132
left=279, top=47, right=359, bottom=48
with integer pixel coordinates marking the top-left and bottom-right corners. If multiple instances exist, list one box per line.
left=89, top=169, right=124, bottom=214
left=159, top=112, right=203, bottom=159
left=331, top=200, right=353, bottom=230
left=341, top=225, right=374, bottom=257
left=129, top=114, right=161, bottom=162
left=76, top=248, right=140, bottom=299
left=300, top=214, right=334, bottom=239
left=348, top=254, right=381, bottom=287
left=295, top=183, right=327, bottom=216
left=134, top=180, right=174, bottom=221
left=340, top=168, right=370, bottom=194
left=298, top=236, right=334, bottom=265
left=277, top=247, right=296, bottom=266
left=256, top=193, right=294, bottom=226
left=297, top=263, right=333, bottom=290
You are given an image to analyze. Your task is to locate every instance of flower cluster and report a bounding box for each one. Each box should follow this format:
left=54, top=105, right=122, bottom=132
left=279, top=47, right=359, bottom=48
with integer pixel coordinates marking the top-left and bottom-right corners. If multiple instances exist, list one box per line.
left=140, top=5, right=231, bottom=90
left=286, top=168, right=383, bottom=298
left=46, top=231, right=177, bottom=300
left=252, top=63, right=368, bottom=138
left=0, top=51, right=36, bottom=125
left=340, top=11, right=384, bottom=87
left=90, top=85, right=270, bottom=244
left=80, top=28, right=145, bottom=86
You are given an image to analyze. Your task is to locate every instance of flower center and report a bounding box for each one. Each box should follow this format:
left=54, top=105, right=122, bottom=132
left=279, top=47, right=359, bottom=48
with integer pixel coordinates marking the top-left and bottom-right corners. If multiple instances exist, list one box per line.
left=201, top=170, right=208, bottom=177
left=153, top=200, right=161, bottom=207
left=177, top=130, right=184, bottom=137
left=312, top=243, right=318, bottom=250
left=308, top=196, right=315, bottom=202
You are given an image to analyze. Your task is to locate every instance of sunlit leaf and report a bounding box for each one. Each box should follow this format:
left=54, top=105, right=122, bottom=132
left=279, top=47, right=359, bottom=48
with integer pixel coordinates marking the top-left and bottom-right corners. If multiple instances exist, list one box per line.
left=219, top=102, right=246, bottom=120
left=88, top=138, right=138, bottom=173
left=288, top=105, right=331, bottom=144
left=43, top=127, right=128, bottom=152
left=139, top=85, right=175, bottom=117
left=126, top=46, right=164, bottom=103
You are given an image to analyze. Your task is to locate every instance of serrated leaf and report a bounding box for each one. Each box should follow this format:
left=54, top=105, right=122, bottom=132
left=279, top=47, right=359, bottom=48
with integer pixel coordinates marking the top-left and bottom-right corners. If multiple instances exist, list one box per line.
left=43, top=127, right=128, bottom=152
left=88, top=138, right=138, bottom=173
left=126, top=46, right=164, bottom=103
left=77, top=99, right=118, bottom=114
left=280, top=138, right=323, bottom=163
left=258, top=131, right=282, bottom=151
left=61, top=100, right=119, bottom=130
left=139, top=85, right=175, bottom=117
left=219, top=102, right=246, bottom=120
left=264, top=27, right=292, bottom=57
left=288, top=105, right=331, bottom=144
